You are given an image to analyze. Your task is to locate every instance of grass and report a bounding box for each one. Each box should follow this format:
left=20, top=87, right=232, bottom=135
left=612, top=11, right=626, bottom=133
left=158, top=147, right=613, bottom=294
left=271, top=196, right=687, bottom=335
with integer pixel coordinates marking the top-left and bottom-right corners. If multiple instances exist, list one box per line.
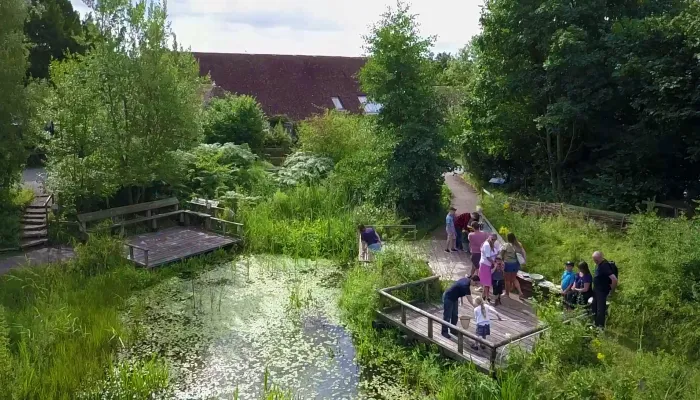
left=0, top=187, right=35, bottom=249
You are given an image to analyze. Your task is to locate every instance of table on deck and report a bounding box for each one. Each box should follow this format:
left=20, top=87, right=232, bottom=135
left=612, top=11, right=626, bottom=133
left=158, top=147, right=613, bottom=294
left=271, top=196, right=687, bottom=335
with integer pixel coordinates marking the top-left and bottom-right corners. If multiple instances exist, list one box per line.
left=377, top=277, right=546, bottom=372
left=125, top=226, right=239, bottom=268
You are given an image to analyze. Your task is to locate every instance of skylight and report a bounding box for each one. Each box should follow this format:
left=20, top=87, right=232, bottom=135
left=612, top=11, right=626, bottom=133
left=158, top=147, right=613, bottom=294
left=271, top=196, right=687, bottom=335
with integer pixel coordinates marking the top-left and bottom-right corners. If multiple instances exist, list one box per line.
left=358, top=96, right=382, bottom=115
left=331, top=97, right=344, bottom=110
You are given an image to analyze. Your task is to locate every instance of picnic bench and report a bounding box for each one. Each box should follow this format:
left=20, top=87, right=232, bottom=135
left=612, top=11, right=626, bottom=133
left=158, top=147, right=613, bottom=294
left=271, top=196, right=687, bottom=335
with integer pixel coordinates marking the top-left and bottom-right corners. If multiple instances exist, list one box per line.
left=76, top=197, right=243, bottom=268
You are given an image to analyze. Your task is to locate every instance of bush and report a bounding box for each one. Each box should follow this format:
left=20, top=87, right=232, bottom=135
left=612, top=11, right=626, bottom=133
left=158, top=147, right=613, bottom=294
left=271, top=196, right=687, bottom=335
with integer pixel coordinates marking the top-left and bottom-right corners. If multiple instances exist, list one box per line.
left=204, top=94, right=269, bottom=153
left=297, top=111, right=376, bottom=163
left=0, top=187, right=35, bottom=248
left=263, top=123, right=293, bottom=151
left=275, top=151, right=333, bottom=187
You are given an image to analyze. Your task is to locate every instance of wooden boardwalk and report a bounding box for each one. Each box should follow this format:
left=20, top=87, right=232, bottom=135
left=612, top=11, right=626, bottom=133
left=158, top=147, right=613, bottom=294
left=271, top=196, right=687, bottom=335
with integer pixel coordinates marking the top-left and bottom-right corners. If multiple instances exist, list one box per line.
left=125, top=226, right=239, bottom=268
left=377, top=276, right=547, bottom=372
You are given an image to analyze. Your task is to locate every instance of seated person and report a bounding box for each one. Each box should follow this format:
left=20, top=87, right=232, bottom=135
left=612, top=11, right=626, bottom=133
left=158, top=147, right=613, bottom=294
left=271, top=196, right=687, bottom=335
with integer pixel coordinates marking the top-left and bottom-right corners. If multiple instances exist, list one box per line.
left=358, top=225, right=382, bottom=259
left=561, top=261, right=576, bottom=307
left=571, top=261, right=593, bottom=306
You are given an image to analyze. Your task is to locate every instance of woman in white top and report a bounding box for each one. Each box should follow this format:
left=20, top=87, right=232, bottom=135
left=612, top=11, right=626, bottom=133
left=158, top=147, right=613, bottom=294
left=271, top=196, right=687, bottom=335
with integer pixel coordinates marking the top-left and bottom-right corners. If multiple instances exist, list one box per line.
left=471, top=296, right=503, bottom=350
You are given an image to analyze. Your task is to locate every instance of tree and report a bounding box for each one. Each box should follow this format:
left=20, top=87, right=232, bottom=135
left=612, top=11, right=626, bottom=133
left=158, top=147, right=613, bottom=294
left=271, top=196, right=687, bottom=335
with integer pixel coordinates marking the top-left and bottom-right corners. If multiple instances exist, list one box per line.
left=0, top=0, right=30, bottom=196
left=360, top=2, right=449, bottom=219
left=25, top=0, right=86, bottom=81
left=46, top=0, right=205, bottom=211
left=203, top=94, right=268, bottom=154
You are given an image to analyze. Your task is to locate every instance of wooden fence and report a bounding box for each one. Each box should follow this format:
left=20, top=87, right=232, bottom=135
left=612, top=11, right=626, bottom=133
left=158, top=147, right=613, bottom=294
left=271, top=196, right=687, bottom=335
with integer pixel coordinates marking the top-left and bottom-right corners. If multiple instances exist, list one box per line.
left=499, top=195, right=630, bottom=229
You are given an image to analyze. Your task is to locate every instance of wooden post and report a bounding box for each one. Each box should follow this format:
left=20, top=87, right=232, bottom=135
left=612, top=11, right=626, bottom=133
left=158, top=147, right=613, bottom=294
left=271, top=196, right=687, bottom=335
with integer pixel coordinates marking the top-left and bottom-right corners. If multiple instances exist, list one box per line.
left=222, top=222, right=227, bottom=236
left=424, top=282, right=430, bottom=302
left=144, top=249, right=149, bottom=268
left=458, top=332, right=464, bottom=354
left=490, top=347, right=497, bottom=371
left=129, top=246, right=134, bottom=260
left=427, top=319, right=433, bottom=339
left=205, top=216, right=211, bottom=231
left=400, top=305, right=406, bottom=325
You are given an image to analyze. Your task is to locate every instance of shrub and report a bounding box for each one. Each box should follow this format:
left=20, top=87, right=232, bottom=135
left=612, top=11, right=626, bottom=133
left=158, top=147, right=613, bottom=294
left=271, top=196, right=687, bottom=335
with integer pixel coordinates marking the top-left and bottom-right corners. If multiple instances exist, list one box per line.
left=297, top=110, right=375, bottom=163
left=275, top=151, right=333, bottom=187
left=204, top=94, right=269, bottom=153
left=263, top=123, right=293, bottom=151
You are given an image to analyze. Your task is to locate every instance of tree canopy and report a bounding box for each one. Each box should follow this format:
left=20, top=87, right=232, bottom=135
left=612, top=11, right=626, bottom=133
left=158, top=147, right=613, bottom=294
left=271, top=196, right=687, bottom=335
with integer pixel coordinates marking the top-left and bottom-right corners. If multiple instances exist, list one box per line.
left=203, top=94, right=269, bottom=154
left=45, top=0, right=205, bottom=211
left=459, top=0, right=700, bottom=211
left=360, top=3, right=449, bottom=219
left=0, top=0, right=31, bottom=195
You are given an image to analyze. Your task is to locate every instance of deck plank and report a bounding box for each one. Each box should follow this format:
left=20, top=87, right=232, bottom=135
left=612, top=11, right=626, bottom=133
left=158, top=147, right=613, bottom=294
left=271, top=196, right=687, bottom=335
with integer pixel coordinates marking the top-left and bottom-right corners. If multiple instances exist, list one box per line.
left=124, top=226, right=239, bottom=267
left=380, top=297, right=544, bottom=371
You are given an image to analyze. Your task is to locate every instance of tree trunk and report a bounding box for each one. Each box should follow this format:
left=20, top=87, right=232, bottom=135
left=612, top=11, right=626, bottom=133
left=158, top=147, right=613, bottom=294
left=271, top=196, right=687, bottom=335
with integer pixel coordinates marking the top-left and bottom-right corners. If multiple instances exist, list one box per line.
left=546, top=130, right=556, bottom=192
left=556, top=131, right=563, bottom=195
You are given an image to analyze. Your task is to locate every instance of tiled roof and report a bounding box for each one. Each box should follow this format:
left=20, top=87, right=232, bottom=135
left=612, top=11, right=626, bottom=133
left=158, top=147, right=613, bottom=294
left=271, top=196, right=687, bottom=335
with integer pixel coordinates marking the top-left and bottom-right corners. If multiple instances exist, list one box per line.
left=193, top=52, right=367, bottom=121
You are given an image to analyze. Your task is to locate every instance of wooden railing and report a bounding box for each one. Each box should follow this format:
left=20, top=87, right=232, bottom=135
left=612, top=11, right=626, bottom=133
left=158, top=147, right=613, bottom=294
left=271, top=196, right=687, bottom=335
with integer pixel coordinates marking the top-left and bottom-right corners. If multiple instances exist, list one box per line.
left=209, top=217, right=244, bottom=238
left=125, top=243, right=150, bottom=268
left=378, top=276, right=550, bottom=371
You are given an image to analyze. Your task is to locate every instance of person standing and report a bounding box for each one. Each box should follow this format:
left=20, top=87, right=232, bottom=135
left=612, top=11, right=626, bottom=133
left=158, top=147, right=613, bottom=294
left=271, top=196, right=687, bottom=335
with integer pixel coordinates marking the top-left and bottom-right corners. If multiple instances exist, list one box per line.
left=479, top=233, right=498, bottom=301
left=491, top=257, right=505, bottom=306
left=591, top=251, right=618, bottom=328
left=467, top=222, right=489, bottom=278
left=454, top=212, right=472, bottom=252
left=500, top=233, right=525, bottom=298
left=445, top=207, right=458, bottom=253
left=471, top=296, right=503, bottom=350
left=572, top=261, right=593, bottom=306
left=441, top=276, right=473, bottom=338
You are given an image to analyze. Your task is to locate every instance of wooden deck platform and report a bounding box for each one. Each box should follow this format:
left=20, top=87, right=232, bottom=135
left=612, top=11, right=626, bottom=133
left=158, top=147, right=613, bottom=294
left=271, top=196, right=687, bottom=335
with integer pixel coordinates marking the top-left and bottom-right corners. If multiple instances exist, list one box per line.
left=125, top=226, right=239, bottom=268
left=377, top=276, right=546, bottom=372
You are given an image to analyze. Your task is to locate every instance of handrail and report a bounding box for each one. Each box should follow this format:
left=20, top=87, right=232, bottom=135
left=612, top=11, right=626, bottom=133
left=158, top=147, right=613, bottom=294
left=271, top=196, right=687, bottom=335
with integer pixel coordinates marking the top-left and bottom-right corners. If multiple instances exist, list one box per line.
left=209, top=217, right=243, bottom=226
left=125, top=243, right=150, bottom=267
left=209, top=217, right=244, bottom=237
left=382, top=275, right=439, bottom=293
left=42, top=193, right=54, bottom=208
left=378, top=289, right=496, bottom=349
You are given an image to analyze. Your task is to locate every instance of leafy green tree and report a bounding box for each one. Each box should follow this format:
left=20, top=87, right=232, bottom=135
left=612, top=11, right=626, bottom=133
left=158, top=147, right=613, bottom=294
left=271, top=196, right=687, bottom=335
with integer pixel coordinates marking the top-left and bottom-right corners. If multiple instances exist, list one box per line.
left=45, top=0, right=205, bottom=211
left=360, top=3, right=449, bottom=219
left=25, top=0, right=86, bottom=80
left=0, top=0, right=30, bottom=195
left=203, top=94, right=269, bottom=154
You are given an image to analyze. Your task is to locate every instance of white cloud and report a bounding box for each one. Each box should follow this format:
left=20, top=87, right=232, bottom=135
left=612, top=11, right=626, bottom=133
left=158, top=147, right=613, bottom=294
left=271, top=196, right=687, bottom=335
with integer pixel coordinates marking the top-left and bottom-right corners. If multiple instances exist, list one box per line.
left=70, top=0, right=484, bottom=56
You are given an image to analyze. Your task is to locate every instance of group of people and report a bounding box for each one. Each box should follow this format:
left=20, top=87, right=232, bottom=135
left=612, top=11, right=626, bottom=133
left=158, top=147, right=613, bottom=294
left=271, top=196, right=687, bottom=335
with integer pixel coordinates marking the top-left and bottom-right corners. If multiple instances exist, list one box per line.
left=560, top=251, right=618, bottom=328
left=442, top=208, right=620, bottom=346
left=445, top=208, right=526, bottom=305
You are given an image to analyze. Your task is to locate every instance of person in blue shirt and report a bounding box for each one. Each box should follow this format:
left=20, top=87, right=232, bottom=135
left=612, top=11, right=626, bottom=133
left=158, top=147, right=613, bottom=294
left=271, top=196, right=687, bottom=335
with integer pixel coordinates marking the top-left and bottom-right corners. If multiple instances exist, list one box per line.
left=445, top=207, right=457, bottom=253
left=442, top=276, right=473, bottom=338
left=560, top=261, right=576, bottom=306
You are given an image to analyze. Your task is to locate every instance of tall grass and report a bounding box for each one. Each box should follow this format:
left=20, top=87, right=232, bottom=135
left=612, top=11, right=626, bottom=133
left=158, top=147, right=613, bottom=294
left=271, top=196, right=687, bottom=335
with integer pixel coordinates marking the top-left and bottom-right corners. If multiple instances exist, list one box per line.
left=240, top=184, right=399, bottom=260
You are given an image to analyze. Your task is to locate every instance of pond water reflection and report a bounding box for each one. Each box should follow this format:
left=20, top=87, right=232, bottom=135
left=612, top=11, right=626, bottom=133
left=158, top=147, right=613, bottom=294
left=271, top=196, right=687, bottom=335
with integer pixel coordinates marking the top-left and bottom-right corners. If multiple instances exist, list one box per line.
left=121, top=255, right=406, bottom=399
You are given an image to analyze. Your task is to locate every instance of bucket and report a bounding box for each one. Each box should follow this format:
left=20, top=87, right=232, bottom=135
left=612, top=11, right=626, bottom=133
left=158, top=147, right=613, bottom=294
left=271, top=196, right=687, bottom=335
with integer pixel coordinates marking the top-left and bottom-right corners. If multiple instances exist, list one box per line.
left=459, top=316, right=471, bottom=330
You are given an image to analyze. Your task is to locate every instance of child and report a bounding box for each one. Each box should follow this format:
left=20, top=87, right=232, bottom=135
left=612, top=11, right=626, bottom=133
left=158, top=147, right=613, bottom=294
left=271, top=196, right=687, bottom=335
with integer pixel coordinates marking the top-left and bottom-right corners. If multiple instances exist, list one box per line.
left=561, top=261, right=576, bottom=306
left=471, top=296, right=503, bottom=350
left=491, top=257, right=505, bottom=306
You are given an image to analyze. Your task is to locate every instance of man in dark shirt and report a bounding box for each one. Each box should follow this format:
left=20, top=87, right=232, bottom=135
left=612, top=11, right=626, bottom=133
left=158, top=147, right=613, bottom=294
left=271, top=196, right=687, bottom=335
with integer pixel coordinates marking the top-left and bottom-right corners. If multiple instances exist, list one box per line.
left=591, top=251, right=618, bottom=328
left=442, top=276, right=473, bottom=338
left=454, top=212, right=472, bottom=252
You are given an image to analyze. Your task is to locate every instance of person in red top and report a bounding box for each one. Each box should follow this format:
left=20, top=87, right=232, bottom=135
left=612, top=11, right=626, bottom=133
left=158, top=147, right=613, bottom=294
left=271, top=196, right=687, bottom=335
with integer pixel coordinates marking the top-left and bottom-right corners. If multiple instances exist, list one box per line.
left=454, top=212, right=472, bottom=251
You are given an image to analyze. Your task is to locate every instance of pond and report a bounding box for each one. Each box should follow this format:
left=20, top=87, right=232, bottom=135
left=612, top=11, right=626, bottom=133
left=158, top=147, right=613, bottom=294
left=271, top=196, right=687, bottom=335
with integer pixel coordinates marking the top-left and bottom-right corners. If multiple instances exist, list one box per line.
left=117, top=255, right=410, bottom=399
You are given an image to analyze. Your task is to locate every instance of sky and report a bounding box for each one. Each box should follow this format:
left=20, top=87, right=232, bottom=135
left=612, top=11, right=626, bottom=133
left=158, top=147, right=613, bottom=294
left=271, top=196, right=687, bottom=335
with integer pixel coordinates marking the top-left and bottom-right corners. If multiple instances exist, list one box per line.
left=69, top=0, right=484, bottom=56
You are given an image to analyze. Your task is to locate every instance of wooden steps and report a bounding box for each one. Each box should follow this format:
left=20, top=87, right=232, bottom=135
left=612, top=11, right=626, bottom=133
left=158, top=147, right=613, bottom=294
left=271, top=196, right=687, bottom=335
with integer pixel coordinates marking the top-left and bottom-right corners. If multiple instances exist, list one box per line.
left=19, top=194, right=51, bottom=249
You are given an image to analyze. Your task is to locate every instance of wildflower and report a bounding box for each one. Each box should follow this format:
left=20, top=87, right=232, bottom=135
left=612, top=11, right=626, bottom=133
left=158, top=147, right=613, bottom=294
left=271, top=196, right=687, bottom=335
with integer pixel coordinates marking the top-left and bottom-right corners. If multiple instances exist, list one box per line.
left=592, top=338, right=602, bottom=348
left=597, top=352, right=605, bottom=361
left=499, top=226, right=510, bottom=236
left=503, top=201, right=511, bottom=211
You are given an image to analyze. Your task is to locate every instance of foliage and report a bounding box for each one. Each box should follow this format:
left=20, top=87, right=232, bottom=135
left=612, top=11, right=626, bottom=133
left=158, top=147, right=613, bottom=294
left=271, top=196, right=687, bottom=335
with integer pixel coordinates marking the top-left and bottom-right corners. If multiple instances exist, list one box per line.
left=263, top=122, right=293, bottom=151
left=461, top=0, right=700, bottom=211
left=0, top=188, right=36, bottom=248
left=0, top=0, right=31, bottom=199
left=45, top=0, right=204, bottom=212
left=297, top=110, right=375, bottom=163
left=25, top=0, right=87, bottom=80
left=483, top=192, right=700, bottom=360
left=275, top=151, right=333, bottom=187
left=240, top=184, right=399, bottom=260
left=360, top=3, right=449, bottom=219
left=203, top=94, right=269, bottom=154
left=174, top=142, right=258, bottom=200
